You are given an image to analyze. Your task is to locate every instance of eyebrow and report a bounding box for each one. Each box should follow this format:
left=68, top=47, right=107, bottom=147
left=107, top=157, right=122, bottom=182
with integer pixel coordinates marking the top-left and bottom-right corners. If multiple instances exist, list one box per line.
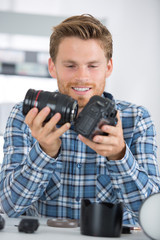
left=62, top=60, right=101, bottom=64
left=62, top=60, right=76, bottom=64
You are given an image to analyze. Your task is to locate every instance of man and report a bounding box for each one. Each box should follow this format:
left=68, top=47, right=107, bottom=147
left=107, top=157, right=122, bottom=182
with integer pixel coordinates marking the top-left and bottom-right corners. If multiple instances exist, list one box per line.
left=0, top=14, right=160, bottom=225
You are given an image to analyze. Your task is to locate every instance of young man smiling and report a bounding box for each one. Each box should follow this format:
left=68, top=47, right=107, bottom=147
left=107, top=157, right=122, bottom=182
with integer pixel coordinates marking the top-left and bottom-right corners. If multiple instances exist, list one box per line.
left=0, top=14, right=160, bottom=226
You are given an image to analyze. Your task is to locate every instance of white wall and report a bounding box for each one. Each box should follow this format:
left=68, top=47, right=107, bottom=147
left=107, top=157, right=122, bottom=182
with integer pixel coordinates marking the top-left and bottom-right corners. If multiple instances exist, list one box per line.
left=0, top=0, right=160, bottom=161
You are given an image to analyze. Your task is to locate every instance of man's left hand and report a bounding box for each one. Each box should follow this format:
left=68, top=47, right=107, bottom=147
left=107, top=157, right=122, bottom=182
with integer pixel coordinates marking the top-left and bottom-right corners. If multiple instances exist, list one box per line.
left=78, top=111, right=126, bottom=160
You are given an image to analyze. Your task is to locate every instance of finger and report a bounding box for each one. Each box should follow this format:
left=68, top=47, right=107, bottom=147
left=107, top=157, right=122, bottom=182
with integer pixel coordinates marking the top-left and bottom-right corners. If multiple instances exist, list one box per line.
left=43, top=113, right=61, bottom=134
left=78, top=134, right=97, bottom=149
left=93, top=134, right=114, bottom=144
left=78, top=134, right=111, bottom=153
left=115, top=111, right=122, bottom=127
left=55, top=122, right=71, bottom=137
left=25, top=108, right=38, bottom=125
left=101, top=111, right=122, bottom=136
left=101, top=124, right=116, bottom=135
left=33, top=107, right=51, bottom=127
left=48, top=122, right=71, bottom=140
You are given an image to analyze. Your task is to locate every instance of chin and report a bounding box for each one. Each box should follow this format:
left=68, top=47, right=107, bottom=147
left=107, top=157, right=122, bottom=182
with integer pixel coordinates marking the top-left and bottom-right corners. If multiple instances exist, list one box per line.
left=77, top=98, right=90, bottom=109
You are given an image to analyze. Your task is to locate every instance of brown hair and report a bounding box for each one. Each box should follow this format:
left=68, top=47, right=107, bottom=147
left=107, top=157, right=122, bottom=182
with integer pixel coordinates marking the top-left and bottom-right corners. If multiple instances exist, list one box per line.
left=49, top=14, right=113, bottom=63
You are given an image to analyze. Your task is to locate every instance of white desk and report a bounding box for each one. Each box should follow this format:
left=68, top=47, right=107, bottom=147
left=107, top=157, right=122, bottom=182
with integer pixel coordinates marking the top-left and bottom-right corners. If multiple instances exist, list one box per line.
left=0, top=226, right=149, bottom=240
left=0, top=217, right=149, bottom=240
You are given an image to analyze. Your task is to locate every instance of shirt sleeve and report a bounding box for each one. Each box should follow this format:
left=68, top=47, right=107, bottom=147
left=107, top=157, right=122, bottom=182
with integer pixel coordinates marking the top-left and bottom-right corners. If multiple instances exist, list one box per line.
left=0, top=103, right=62, bottom=217
left=106, top=105, right=160, bottom=223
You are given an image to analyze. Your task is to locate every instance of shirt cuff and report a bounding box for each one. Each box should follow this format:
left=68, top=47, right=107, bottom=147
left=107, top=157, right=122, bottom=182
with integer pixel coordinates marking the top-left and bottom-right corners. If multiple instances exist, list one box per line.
left=27, top=141, right=63, bottom=173
left=106, top=144, right=138, bottom=178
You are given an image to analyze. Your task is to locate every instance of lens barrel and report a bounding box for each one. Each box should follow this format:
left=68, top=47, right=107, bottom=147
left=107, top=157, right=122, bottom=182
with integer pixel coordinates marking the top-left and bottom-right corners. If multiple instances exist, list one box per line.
left=23, top=89, right=78, bottom=125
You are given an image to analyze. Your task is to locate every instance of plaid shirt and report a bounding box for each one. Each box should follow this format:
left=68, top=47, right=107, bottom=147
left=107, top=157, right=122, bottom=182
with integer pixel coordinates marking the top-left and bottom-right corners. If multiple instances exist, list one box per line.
left=0, top=92, right=160, bottom=225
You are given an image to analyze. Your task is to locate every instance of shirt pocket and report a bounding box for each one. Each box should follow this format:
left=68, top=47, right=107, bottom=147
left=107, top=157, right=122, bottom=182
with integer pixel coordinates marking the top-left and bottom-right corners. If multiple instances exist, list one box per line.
left=40, top=171, right=61, bottom=201
left=96, top=172, right=118, bottom=203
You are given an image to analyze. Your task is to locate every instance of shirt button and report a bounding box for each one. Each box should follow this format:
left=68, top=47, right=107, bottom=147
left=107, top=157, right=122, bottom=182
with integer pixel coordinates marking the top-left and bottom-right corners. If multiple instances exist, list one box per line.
left=76, top=196, right=80, bottom=202
left=77, top=163, right=82, bottom=169
left=116, top=189, right=120, bottom=193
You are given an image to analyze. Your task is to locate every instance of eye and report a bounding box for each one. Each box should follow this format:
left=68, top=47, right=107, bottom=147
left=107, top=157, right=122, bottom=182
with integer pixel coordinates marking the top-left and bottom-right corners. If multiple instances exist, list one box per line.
left=66, top=65, right=75, bottom=68
left=89, top=65, right=98, bottom=68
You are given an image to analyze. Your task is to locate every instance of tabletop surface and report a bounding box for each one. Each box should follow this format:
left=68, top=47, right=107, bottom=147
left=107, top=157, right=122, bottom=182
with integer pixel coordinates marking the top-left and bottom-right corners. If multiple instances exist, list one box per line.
left=0, top=216, right=149, bottom=240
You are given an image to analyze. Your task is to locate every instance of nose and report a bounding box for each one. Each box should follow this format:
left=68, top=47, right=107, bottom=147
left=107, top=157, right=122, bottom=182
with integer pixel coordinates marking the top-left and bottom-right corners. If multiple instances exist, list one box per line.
left=75, top=66, right=89, bottom=81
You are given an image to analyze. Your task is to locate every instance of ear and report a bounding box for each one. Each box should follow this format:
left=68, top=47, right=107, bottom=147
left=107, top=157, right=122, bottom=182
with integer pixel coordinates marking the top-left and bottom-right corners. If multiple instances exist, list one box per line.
left=48, top=57, right=57, bottom=78
left=105, top=58, right=113, bottom=78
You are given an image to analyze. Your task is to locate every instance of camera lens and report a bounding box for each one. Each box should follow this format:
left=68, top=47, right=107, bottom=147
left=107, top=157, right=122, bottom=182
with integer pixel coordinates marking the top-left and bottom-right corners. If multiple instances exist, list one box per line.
left=23, top=89, right=78, bottom=125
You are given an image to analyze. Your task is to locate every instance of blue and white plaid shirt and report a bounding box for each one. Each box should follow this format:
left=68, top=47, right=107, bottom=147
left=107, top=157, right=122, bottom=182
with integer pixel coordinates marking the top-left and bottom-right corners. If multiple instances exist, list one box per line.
left=0, top=92, right=160, bottom=225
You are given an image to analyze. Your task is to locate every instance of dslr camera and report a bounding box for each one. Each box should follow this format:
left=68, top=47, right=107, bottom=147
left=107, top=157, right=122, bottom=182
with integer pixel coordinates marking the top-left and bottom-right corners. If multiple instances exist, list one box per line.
left=23, top=89, right=117, bottom=140
left=75, top=95, right=117, bottom=140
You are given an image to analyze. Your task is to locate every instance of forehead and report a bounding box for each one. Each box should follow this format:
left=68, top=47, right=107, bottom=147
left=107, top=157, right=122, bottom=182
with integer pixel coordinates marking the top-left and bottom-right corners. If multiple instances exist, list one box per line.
left=57, top=37, right=106, bottom=61
left=58, top=36, right=103, bottom=49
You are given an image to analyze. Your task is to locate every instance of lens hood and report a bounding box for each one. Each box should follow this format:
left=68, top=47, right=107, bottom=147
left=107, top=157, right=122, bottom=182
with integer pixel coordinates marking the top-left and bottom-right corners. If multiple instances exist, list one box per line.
left=80, top=199, right=123, bottom=237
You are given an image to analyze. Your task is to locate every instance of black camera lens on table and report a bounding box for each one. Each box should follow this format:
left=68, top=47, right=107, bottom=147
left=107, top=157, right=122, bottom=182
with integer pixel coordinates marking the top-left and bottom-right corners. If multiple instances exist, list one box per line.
left=23, top=89, right=118, bottom=139
left=0, top=215, right=5, bottom=230
left=18, top=219, right=39, bottom=233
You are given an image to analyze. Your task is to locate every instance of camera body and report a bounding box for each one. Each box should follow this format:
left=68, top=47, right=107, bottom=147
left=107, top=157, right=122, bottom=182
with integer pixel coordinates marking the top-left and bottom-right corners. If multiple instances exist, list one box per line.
left=23, top=89, right=117, bottom=140
left=75, top=95, right=117, bottom=140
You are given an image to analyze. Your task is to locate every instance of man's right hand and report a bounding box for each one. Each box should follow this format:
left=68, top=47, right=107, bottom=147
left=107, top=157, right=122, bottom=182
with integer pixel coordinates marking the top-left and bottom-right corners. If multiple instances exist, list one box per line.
left=24, top=106, right=71, bottom=158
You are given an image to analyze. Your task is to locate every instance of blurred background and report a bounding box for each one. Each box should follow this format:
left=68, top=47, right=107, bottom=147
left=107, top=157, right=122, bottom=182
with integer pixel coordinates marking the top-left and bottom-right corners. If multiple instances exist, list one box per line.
left=0, top=0, right=160, bottom=164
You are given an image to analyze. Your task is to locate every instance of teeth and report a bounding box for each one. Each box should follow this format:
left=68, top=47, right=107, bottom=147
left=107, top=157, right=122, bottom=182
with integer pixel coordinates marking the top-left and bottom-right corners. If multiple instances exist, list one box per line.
left=73, top=87, right=90, bottom=91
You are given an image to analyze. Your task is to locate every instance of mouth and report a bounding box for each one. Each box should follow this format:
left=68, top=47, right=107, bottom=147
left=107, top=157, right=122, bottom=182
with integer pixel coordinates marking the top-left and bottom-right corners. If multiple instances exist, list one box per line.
left=72, top=87, right=91, bottom=94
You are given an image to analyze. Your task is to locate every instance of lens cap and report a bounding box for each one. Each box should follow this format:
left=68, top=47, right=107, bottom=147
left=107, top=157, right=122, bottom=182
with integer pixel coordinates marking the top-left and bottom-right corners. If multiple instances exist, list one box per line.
left=139, top=193, right=160, bottom=240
